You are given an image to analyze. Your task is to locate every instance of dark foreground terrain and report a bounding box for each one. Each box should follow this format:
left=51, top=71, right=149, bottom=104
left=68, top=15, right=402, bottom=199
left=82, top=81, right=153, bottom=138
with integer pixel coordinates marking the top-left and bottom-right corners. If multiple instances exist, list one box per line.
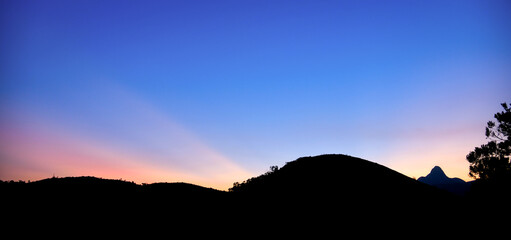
left=2, top=154, right=504, bottom=235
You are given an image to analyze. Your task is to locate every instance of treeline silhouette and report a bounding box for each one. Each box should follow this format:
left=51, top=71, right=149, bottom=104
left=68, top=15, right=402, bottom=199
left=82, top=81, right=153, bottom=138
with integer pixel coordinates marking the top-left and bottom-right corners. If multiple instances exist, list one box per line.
left=2, top=176, right=226, bottom=207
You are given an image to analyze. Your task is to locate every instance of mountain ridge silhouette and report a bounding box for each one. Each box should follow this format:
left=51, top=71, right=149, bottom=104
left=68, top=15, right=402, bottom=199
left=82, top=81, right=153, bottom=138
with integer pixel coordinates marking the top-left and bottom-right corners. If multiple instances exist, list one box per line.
left=2, top=155, right=457, bottom=200
left=2, top=154, right=472, bottom=234
left=418, top=166, right=471, bottom=195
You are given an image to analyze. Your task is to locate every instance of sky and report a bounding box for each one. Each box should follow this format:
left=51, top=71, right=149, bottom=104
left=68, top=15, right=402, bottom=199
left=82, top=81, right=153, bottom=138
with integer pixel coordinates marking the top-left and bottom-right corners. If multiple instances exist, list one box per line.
left=1, top=0, right=510, bottom=190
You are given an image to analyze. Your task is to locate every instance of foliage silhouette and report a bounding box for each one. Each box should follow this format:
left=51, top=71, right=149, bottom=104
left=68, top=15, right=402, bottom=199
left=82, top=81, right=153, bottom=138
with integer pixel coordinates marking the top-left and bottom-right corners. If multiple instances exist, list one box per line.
left=463, top=102, right=511, bottom=208
left=467, top=102, right=511, bottom=181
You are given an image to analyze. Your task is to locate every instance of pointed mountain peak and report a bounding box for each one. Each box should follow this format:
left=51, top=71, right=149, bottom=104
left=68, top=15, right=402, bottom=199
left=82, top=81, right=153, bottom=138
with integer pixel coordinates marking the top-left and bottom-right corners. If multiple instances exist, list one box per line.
left=430, top=166, right=447, bottom=178
left=431, top=166, right=442, bottom=171
left=417, top=166, right=449, bottom=185
left=426, top=166, right=448, bottom=181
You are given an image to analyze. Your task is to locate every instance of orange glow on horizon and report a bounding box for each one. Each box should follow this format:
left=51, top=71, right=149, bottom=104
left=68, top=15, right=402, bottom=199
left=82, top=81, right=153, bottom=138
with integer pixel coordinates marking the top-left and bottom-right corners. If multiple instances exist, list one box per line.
left=0, top=89, right=254, bottom=190
left=382, top=127, right=485, bottom=182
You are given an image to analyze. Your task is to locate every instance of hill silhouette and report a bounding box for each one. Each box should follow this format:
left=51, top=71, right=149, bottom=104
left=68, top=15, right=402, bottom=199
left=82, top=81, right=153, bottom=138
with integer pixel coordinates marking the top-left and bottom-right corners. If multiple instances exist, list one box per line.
left=224, top=154, right=470, bottom=231
left=142, top=182, right=224, bottom=195
left=418, top=166, right=471, bottom=195
left=230, top=154, right=453, bottom=206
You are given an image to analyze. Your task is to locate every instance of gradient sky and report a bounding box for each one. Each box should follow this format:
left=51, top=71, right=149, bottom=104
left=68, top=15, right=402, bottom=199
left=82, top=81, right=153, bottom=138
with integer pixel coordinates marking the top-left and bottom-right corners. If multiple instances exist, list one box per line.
left=1, top=0, right=510, bottom=190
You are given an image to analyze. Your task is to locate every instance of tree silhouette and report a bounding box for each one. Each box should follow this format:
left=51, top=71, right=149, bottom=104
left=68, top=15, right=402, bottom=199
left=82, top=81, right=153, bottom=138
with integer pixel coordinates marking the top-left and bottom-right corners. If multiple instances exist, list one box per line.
left=466, top=102, right=511, bottom=182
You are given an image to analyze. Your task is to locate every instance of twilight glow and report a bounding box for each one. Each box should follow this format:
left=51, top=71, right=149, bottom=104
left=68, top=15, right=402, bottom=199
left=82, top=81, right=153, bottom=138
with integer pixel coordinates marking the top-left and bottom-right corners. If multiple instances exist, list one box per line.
left=1, top=0, right=510, bottom=189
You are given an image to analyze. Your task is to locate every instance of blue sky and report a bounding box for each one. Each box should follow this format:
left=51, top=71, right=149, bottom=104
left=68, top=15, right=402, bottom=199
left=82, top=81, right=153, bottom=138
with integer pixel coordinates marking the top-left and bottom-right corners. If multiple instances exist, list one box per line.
left=1, top=0, right=510, bottom=189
